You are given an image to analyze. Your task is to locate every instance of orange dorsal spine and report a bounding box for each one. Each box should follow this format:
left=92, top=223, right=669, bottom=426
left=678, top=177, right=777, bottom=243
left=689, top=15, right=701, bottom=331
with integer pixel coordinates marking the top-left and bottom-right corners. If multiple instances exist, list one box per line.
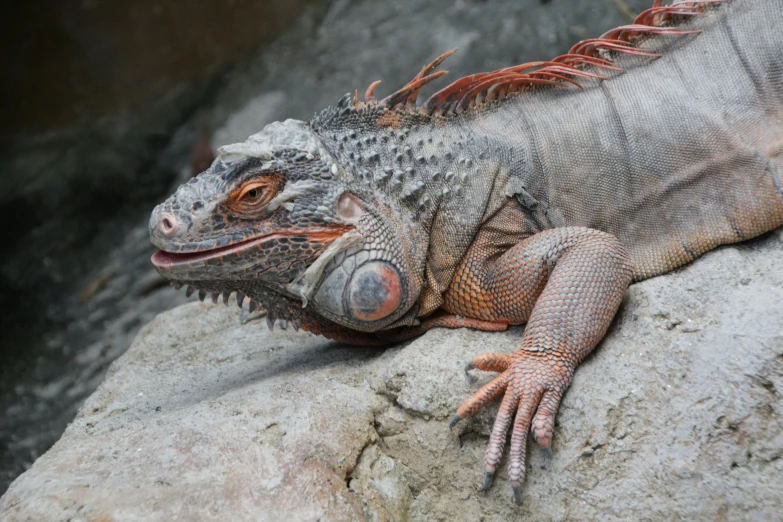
left=355, top=0, right=727, bottom=118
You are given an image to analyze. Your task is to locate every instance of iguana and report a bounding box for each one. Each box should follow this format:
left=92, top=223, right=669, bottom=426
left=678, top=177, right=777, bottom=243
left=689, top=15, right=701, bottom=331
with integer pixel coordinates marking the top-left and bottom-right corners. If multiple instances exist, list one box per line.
left=149, top=0, right=783, bottom=505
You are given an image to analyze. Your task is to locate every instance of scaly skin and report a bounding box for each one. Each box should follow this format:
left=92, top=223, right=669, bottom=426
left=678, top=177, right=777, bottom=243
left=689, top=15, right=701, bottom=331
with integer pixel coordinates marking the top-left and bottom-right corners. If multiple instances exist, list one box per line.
left=444, top=227, right=633, bottom=501
left=149, top=0, right=783, bottom=505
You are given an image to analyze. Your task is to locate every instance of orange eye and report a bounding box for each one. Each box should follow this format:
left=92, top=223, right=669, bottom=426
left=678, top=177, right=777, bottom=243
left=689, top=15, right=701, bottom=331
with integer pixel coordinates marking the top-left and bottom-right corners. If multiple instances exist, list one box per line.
left=229, top=175, right=285, bottom=216
left=238, top=182, right=266, bottom=201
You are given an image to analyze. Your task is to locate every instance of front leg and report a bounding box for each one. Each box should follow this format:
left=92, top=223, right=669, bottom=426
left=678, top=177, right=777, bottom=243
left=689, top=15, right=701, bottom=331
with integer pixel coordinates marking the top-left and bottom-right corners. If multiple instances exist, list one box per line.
left=445, top=226, right=633, bottom=504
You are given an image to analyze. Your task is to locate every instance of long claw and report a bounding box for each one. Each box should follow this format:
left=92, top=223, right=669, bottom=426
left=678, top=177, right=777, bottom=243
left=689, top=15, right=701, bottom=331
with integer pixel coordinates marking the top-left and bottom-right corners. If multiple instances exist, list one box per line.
left=512, top=485, right=522, bottom=505
left=481, top=471, right=494, bottom=491
left=464, top=361, right=476, bottom=384
left=448, top=414, right=462, bottom=429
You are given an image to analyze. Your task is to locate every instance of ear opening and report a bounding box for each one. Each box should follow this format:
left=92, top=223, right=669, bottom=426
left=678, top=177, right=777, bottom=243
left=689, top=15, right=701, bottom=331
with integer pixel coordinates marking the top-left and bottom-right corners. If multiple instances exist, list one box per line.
left=336, top=192, right=366, bottom=222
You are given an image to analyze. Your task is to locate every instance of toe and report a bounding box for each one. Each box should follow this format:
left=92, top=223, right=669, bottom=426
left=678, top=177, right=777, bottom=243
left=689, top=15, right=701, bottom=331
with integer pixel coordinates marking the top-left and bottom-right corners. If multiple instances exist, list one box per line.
left=507, top=390, right=542, bottom=487
left=471, top=352, right=513, bottom=373
left=456, top=372, right=510, bottom=420
left=531, top=389, right=563, bottom=448
left=484, top=390, right=519, bottom=476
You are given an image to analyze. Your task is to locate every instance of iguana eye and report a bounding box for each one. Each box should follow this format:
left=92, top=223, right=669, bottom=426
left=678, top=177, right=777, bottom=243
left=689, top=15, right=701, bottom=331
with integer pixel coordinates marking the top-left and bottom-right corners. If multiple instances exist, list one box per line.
left=238, top=182, right=266, bottom=202
left=229, top=177, right=282, bottom=215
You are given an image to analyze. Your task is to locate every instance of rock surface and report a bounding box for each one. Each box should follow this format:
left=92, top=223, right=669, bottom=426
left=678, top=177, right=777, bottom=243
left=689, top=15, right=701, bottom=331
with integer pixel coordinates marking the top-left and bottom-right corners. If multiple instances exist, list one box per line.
left=2, top=229, right=781, bottom=521
left=1, top=0, right=651, bottom=492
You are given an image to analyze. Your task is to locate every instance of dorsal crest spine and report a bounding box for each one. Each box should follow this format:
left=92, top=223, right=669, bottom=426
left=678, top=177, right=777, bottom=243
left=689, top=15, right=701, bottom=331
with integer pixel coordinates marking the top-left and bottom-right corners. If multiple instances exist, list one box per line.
left=335, top=0, right=727, bottom=120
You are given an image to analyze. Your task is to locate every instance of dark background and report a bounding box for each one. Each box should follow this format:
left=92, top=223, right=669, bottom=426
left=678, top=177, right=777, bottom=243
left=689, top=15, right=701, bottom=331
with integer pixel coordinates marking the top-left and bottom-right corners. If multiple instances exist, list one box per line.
left=0, top=0, right=648, bottom=494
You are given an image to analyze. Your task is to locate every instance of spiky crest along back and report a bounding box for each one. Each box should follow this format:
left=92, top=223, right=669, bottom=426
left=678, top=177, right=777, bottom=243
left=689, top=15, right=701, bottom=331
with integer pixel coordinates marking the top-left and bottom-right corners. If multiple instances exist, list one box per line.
left=309, top=88, right=496, bottom=230
left=310, top=0, right=727, bottom=132
left=306, top=0, right=730, bottom=225
left=309, top=91, right=433, bottom=190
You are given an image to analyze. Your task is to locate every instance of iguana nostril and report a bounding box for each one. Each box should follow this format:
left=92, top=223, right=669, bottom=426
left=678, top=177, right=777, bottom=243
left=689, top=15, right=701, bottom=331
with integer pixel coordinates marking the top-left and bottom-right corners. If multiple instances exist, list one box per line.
left=159, top=213, right=179, bottom=236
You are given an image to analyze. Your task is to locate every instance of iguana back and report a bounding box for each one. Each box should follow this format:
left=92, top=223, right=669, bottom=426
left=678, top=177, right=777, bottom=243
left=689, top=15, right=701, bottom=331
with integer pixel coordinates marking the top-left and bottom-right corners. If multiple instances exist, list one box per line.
left=482, top=0, right=783, bottom=279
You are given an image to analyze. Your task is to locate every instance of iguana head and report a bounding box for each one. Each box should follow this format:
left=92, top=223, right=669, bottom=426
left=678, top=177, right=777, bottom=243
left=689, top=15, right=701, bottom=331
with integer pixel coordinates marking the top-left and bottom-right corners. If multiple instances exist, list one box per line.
left=152, top=46, right=569, bottom=331
left=150, top=118, right=426, bottom=332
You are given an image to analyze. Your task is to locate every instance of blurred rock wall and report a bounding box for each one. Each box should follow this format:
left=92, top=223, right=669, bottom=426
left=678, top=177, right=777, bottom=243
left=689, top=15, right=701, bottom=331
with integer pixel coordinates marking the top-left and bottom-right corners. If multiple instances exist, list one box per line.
left=0, top=0, right=318, bottom=271
left=3, top=0, right=317, bottom=136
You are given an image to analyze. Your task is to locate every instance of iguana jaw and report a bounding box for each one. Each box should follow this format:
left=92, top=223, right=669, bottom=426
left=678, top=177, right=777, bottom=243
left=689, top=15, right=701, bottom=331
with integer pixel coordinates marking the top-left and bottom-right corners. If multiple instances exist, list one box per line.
left=151, top=226, right=353, bottom=281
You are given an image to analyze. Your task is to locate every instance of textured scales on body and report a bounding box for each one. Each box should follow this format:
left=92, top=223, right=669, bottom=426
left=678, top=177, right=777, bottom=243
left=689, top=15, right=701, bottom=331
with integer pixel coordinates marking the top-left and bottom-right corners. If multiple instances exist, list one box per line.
left=148, top=0, right=783, bottom=505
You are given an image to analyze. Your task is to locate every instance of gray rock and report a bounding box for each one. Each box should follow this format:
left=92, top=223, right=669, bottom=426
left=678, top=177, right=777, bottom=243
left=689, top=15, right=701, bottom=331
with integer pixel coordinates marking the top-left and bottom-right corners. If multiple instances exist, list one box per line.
left=0, top=0, right=651, bottom=492
left=2, top=231, right=781, bottom=521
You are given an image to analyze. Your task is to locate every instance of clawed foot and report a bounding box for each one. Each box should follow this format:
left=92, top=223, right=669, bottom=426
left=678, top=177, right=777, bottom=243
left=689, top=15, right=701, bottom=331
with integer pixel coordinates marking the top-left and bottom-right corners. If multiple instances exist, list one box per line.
left=450, top=350, right=575, bottom=505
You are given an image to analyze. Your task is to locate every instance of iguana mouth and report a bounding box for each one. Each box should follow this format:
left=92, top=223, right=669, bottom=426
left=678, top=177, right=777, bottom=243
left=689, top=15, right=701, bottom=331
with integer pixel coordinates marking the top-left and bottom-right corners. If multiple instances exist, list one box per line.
left=151, top=227, right=352, bottom=270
